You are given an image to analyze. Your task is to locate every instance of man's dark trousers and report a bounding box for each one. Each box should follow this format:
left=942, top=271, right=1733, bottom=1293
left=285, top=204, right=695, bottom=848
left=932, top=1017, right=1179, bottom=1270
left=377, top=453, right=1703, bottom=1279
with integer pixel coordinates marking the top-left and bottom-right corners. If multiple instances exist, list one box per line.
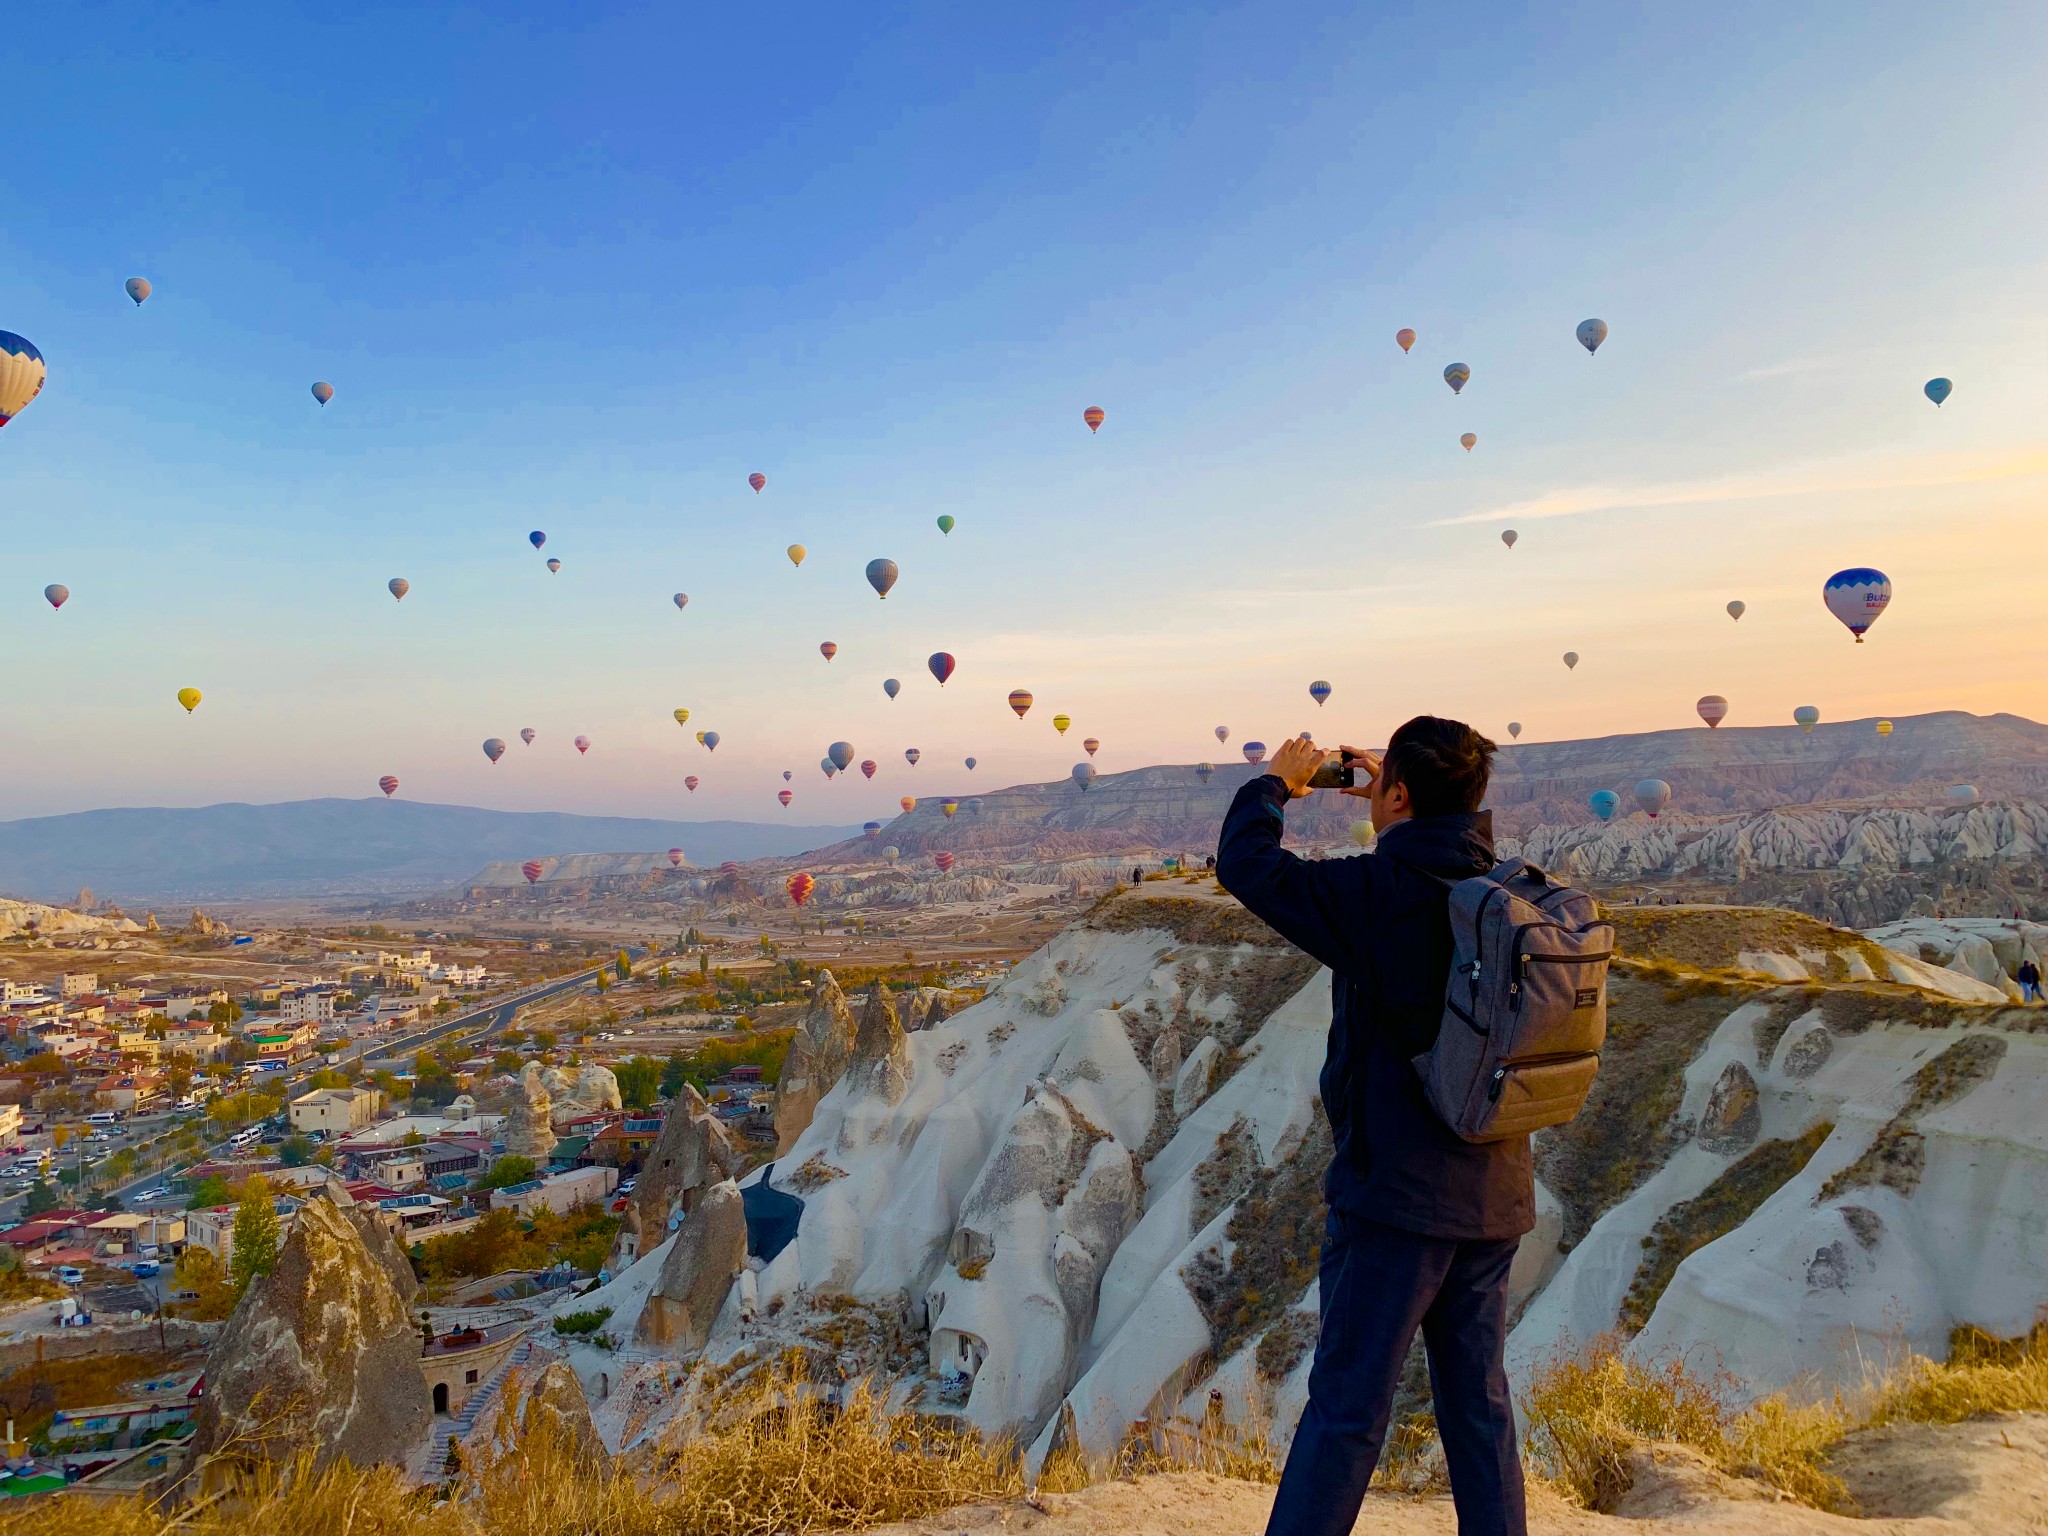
left=1264, top=1211, right=1525, bottom=1536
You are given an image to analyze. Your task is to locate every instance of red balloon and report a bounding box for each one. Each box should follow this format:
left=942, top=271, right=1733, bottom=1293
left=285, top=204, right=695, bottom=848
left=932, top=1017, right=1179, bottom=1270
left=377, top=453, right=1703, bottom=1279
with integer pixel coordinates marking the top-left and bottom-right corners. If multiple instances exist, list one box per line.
left=787, top=872, right=815, bottom=906
left=1083, top=406, right=1105, bottom=433
left=685, top=775, right=699, bottom=792
left=934, top=851, right=955, bottom=873
left=1008, top=688, right=1034, bottom=719
left=667, top=848, right=684, bottom=867
left=749, top=472, right=766, bottom=493
left=860, top=759, right=877, bottom=779
left=819, top=641, right=838, bottom=662
left=720, top=860, right=740, bottom=876
left=778, top=789, right=794, bottom=807
left=378, top=775, right=399, bottom=797
left=521, top=860, right=543, bottom=885
left=928, top=651, right=955, bottom=686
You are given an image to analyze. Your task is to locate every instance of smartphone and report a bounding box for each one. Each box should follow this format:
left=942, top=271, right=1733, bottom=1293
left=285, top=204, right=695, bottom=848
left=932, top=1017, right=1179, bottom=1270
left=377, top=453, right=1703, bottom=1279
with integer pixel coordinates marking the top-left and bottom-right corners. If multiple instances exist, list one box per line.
left=1307, top=755, right=1354, bottom=790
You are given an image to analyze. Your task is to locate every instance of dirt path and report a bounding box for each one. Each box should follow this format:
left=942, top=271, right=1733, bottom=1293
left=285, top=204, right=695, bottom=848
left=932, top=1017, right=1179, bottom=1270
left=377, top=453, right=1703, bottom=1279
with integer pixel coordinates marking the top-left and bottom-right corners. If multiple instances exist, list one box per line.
left=852, top=1413, right=2048, bottom=1535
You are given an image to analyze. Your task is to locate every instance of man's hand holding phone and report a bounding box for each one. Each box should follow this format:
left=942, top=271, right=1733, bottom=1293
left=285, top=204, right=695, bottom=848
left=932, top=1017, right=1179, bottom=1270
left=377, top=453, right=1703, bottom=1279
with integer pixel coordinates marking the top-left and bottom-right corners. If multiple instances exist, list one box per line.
left=1266, top=738, right=1383, bottom=801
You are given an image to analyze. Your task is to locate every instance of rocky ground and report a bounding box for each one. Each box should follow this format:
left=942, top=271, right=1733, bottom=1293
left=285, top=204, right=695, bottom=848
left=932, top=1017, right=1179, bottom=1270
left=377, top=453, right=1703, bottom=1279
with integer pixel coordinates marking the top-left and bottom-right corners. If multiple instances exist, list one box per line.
left=851, top=1413, right=2048, bottom=1533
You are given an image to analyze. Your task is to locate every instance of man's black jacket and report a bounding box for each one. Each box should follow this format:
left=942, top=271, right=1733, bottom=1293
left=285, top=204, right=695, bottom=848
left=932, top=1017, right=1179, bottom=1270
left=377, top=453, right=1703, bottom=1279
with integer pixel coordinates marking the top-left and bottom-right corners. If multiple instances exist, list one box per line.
left=1215, top=774, right=1534, bottom=1240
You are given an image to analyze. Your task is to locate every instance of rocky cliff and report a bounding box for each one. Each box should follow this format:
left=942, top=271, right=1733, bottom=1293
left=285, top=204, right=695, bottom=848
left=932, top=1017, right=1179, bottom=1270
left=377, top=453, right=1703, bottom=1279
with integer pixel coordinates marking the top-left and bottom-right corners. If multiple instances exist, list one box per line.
left=189, top=1192, right=431, bottom=1477
left=557, top=880, right=2047, bottom=1474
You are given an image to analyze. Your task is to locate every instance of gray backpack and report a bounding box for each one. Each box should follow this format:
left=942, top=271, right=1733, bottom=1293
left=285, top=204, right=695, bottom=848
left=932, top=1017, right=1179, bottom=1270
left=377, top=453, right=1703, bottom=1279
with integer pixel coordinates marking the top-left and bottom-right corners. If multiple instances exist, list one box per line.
left=1408, top=858, right=1614, bottom=1143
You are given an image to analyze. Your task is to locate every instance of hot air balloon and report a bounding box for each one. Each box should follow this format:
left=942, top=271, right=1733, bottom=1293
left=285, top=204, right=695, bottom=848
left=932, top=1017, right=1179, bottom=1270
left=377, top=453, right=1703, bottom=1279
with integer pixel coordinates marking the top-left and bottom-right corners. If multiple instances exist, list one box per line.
left=1351, top=820, right=1375, bottom=847
left=522, top=861, right=544, bottom=885
left=311, top=381, right=334, bottom=405
left=1562, top=652, right=1579, bottom=670
left=125, top=278, right=151, bottom=306
left=387, top=577, right=409, bottom=601
left=1697, top=695, right=1728, bottom=728
left=673, top=593, right=688, bottom=610
left=719, top=861, right=740, bottom=877
left=1588, top=789, right=1619, bottom=822
left=1052, top=714, right=1071, bottom=735
left=42, top=584, right=67, bottom=610
left=696, top=731, right=706, bottom=744
left=1444, top=363, right=1470, bottom=395
left=1072, top=763, right=1097, bottom=791
left=882, top=846, right=900, bottom=864
left=883, top=678, right=901, bottom=700
left=823, top=741, right=853, bottom=772
left=1196, top=763, right=1215, bottom=782
left=1576, top=319, right=1608, bottom=355
left=1633, top=778, right=1670, bottom=818
left=1502, top=530, right=1518, bottom=549
left=823, top=759, right=838, bottom=778
left=1507, top=722, right=1522, bottom=739
left=860, top=759, right=877, bottom=779
left=177, top=687, right=203, bottom=714
left=787, top=545, right=806, bottom=568
left=1215, top=726, right=1230, bottom=745
left=1309, top=680, right=1332, bottom=708
left=1794, top=706, right=1819, bottom=733
left=668, top=848, right=684, bottom=868
left=904, top=748, right=921, bottom=767
left=749, top=472, right=766, bottom=493
left=573, top=735, right=590, bottom=754
left=783, top=770, right=793, bottom=782
left=546, top=559, right=561, bottom=573
left=703, top=731, right=720, bottom=751
left=865, top=559, right=899, bottom=599
left=787, top=872, right=814, bottom=905
left=1925, top=378, right=1952, bottom=408
left=673, top=708, right=691, bottom=727
left=1823, top=568, right=1891, bottom=642
left=1083, top=406, right=1104, bottom=433
left=520, top=728, right=537, bottom=745
left=1243, top=741, right=1267, bottom=765
left=483, top=737, right=506, bottom=761
left=778, top=790, right=794, bottom=807
left=0, top=332, right=48, bottom=427
left=863, top=821, right=881, bottom=839
left=1008, top=689, right=1033, bottom=719
left=819, top=641, right=837, bottom=662
left=941, top=800, right=958, bottom=818
left=1944, top=783, right=1980, bottom=807
left=530, top=531, right=546, bottom=550
left=967, top=798, right=982, bottom=814
left=934, top=851, right=955, bottom=873
left=1460, top=433, right=1476, bottom=452
left=378, top=775, right=398, bottom=797
left=1876, top=720, right=1893, bottom=738
left=1727, top=600, right=1745, bottom=621
left=1083, top=737, right=1100, bottom=757
left=901, top=796, right=917, bottom=814
left=1396, top=328, right=1416, bottom=353
left=964, top=757, right=978, bottom=771
left=928, top=652, right=956, bottom=686
left=937, top=515, right=955, bottom=535
left=685, top=775, right=699, bottom=792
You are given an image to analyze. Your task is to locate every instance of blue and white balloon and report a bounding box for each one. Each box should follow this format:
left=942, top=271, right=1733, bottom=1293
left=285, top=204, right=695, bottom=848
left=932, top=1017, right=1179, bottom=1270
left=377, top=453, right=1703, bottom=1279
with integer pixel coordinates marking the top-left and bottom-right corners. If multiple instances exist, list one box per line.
left=1823, top=567, right=1891, bottom=643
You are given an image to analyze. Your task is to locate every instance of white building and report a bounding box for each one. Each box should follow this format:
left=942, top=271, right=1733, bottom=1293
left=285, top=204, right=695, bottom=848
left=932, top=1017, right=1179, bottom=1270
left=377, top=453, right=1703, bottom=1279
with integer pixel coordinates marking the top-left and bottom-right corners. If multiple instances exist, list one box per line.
left=58, top=973, right=98, bottom=999
left=1, top=981, right=49, bottom=1006
left=278, top=987, right=336, bottom=1027
left=487, top=1164, right=616, bottom=1217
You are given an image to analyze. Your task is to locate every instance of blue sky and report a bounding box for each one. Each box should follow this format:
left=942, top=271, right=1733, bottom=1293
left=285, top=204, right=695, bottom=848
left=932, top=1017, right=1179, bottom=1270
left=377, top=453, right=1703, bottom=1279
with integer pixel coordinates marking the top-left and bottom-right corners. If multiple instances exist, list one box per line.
left=4, top=2, right=2046, bottom=821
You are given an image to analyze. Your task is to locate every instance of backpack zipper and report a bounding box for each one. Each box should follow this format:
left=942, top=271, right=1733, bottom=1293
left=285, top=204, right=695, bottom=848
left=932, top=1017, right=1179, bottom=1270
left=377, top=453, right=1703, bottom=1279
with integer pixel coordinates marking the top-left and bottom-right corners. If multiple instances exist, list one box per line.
left=1486, top=1050, right=1600, bottom=1102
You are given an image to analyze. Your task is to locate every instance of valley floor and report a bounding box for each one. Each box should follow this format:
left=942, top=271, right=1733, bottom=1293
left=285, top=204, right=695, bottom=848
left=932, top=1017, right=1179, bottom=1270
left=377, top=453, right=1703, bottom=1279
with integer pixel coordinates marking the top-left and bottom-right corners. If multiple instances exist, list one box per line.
left=850, top=1413, right=2048, bottom=1535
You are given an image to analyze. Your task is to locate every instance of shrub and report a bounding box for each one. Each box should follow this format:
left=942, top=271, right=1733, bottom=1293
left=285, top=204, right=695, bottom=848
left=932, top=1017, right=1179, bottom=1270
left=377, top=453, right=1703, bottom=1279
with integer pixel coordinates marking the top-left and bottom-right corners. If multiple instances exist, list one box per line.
left=551, top=1306, right=614, bottom=1337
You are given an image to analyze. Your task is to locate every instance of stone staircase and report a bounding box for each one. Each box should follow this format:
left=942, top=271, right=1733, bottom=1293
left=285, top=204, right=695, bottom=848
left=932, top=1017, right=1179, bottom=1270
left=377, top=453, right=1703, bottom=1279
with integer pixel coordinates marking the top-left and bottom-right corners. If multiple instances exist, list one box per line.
left=418, top=1336, right=534, bottom=1481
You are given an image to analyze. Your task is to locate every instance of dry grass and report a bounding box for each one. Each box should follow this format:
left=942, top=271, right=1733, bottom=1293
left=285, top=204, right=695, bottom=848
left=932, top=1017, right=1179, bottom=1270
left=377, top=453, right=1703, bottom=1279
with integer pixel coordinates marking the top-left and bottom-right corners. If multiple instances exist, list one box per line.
left=1866, top=1321, right=2048, bottom=1426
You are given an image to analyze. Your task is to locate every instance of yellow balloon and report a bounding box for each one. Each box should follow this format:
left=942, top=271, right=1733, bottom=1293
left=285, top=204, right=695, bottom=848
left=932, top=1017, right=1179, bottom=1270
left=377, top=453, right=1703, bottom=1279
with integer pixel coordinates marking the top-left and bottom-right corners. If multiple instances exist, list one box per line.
left=786, top=544, right=806, bottom=567
left=176, top=687, right=202, bottom=714
left=1350, top=820, right=1375, bottom=847
left=1876, top=720, right=1893, bottom=737
left=695, top=730, right=706, bottom=744
left=673, top=708, right=690, bottom=727
left=1052, top=714, right=1071, bottom=735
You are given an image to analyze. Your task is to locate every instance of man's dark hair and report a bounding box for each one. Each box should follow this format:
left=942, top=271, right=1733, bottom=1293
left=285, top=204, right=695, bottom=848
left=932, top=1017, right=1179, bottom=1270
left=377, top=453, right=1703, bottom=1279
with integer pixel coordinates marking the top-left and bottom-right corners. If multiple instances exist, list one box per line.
left=1381, top=715, right=1495, bottom=816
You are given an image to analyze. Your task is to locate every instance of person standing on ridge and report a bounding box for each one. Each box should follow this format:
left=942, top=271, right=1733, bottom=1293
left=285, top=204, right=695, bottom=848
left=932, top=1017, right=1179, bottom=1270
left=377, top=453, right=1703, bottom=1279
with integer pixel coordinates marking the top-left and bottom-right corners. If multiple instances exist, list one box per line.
left=1216, top=718, right=1528, bottom=1536
left=2018, top=956, right=2041, bottom=1002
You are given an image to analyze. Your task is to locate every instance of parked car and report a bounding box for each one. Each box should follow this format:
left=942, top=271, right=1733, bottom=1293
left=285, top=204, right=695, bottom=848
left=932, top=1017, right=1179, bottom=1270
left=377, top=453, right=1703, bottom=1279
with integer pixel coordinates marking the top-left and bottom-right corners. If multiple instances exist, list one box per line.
left=131, top=1260, right=160, bottom=1278
left=52, top=1265, right=85, bottom=1286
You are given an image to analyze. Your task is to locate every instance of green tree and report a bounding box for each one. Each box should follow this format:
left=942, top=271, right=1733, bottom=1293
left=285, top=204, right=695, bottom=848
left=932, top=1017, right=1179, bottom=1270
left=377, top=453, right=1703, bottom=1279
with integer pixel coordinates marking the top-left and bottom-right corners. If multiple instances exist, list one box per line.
left=206, top=999, right=243, bottom=1026
left=172, top=1248, right=237, bottom=1321
left=185, top=1174, right=232, bottom=1209
left=278, top=1135, right=316, bottom=1167
left=22, top=1180, right=57, bottom=1217
left=228, top=1176, right=280, bottom=1293
left=614, top=1055, right=660, bottom=1110
left=614, top=950, right=632, bottom=981
left=304, top=1068, right=350, bottom=1090
left=530, top=1030, right=557, bottom=1052
left=659, top=1051, right=689, bottom=1099
left=474, top=1154, right=536, bottom=1192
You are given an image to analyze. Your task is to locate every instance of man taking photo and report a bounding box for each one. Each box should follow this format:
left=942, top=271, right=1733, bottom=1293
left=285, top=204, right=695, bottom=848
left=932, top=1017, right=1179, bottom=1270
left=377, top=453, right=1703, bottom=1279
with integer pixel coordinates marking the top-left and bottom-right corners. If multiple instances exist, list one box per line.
left=1216, top=716, right=1529, bottom=1536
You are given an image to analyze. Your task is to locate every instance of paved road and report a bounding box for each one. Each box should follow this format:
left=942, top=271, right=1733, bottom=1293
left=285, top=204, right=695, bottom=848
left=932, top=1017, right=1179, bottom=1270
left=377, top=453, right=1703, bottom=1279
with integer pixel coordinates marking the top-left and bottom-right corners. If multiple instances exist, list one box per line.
left=1, top=953, right=640, bottom=1224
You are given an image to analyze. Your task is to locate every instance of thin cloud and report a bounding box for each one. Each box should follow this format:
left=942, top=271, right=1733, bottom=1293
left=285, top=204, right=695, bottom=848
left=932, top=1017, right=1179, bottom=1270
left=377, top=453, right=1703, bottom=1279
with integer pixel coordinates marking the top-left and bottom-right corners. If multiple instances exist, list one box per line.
left=1428, top=449, right=2048, bottom=528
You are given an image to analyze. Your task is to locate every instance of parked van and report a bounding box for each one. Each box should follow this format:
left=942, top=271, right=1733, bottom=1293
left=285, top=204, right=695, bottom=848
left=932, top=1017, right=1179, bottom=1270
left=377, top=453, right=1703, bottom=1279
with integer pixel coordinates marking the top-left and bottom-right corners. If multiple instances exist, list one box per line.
left=228, top=1126, right=262, bottom=1150
left=52, top=1265, right=85, bottom=1286
left=85, top=1111, right=120, bottom=1125
left=131, top=1260, right=160, bottom=1278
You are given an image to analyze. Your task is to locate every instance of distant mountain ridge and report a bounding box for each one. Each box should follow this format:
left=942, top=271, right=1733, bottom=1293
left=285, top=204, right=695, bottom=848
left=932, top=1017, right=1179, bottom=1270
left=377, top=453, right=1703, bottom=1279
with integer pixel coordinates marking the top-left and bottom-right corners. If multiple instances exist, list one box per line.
left=0, top=800, right=862, bottom=903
